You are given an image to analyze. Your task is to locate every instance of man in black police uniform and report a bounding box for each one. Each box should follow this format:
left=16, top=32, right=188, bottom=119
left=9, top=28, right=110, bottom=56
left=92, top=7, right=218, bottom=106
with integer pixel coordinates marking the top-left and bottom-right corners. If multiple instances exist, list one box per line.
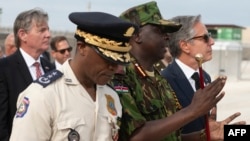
left=10, top=12, right=138, bottom=141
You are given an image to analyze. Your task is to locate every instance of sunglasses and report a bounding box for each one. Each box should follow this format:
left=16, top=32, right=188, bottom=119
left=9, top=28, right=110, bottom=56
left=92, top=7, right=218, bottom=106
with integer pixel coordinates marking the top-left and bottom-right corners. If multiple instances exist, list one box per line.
left=187, top=33, right=211, bottom=43
left=56, top=46, right=72, bottom=54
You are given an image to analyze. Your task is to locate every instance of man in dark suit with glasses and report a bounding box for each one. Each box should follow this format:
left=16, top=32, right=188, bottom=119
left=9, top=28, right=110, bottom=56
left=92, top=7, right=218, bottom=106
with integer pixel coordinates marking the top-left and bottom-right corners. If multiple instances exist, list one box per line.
left=161, top=15, right=242, bottom=140
left=50, top=36, right=72, bottom=69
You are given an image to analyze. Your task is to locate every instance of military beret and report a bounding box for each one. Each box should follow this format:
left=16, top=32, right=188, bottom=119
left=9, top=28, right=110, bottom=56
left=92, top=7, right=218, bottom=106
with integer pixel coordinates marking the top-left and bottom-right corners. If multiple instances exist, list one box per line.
left=119, top=1, right=181, bottom=33
left=69, top=12, right=139, bottom=65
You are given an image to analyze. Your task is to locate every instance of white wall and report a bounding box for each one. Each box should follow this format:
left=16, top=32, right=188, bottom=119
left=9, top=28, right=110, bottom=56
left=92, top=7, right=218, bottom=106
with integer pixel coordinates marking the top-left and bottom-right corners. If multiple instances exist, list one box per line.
left=203, top=41, right=242, bottom=80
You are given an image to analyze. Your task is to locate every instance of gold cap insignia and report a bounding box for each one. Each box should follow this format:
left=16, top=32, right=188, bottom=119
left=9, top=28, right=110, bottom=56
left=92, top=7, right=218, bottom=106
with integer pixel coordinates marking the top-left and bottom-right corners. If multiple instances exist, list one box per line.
left=123, top=27, right=135, bottom=37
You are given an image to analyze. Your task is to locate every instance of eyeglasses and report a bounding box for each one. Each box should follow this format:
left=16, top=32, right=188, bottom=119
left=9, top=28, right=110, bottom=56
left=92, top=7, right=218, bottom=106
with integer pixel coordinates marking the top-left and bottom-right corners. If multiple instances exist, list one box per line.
left=187, top=33, right=211, bottom=43
left=56, top=46, right=72, bottom=54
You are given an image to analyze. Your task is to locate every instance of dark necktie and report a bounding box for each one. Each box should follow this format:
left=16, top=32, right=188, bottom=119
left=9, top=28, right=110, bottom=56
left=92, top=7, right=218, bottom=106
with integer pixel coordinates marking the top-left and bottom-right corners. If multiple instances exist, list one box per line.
left=191, top=72, right=200, bottom=90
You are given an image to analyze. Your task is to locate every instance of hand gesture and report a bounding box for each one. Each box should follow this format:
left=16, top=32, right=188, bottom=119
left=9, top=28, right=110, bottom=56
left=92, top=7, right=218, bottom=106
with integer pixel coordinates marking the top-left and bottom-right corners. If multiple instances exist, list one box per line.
left=189, top=76, right=227, bottom=117
left=209, top=107, right=246, bottom=141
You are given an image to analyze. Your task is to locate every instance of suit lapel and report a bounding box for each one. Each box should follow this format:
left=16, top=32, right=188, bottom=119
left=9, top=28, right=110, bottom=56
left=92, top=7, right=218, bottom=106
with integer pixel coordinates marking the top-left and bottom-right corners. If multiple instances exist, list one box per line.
left=203, top=70, right=211, bottom=85
left=40, top=57, right=54, bottom=73
left=14, top=50, right=54, bottom=83
left=15, top=50, right=33, bottom=83
left=169, top=61, right=195, bottom=102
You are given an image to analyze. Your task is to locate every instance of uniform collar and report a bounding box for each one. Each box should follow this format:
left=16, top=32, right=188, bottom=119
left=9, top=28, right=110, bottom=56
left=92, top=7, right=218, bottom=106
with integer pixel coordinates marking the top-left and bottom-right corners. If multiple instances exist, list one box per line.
left=59, top=59, right=79, bottom=85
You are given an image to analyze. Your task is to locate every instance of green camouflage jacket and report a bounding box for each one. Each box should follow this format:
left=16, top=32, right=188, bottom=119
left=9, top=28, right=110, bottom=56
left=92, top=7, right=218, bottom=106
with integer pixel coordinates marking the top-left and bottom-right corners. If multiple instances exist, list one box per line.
left=110, top=58, right=182, bottom=141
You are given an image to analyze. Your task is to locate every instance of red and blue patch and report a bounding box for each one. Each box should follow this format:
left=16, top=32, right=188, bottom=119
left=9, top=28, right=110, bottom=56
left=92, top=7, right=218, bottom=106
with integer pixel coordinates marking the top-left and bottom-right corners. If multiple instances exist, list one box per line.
left=16, top=97, right=30, bottom=118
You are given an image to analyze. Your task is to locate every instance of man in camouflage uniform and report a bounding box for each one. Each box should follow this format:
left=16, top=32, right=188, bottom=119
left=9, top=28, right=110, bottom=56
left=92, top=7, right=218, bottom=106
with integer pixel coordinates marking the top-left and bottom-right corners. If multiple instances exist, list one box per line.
left=110, top=1, right=245, bottom=141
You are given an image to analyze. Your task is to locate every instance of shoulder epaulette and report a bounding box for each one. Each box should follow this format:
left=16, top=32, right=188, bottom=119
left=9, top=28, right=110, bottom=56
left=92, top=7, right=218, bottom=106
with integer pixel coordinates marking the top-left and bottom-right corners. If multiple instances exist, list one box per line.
left=34, top=69, right=63, bottom=88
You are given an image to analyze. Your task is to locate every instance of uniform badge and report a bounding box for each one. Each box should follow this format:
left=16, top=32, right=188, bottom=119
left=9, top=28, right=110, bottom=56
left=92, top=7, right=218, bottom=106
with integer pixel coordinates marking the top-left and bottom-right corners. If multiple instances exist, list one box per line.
left=111, top=127, right=119, bottom=141
left=105, top=94, right=117, bottom=116
left=16, top=97, right=30, bottom=118
left=110, top=117, right=121, bottom=141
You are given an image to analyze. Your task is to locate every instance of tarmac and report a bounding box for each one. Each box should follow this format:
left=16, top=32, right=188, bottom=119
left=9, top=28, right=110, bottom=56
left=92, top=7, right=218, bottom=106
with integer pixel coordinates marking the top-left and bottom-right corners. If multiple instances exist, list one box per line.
left=216, top=76, right=250, bottom=124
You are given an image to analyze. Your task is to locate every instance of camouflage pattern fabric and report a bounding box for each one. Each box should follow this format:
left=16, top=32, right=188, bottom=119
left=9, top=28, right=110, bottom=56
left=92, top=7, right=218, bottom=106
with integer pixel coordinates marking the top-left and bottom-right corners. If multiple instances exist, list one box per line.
left=119, top=1, right=181, bottom=33
left=154, top=60, right=167, bottom=72
left=110, top=57, right=181, bottom=141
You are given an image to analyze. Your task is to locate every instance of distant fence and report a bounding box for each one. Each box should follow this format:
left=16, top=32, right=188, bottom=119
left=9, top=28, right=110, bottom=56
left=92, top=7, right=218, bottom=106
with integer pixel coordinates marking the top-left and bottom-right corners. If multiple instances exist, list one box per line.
left=0, top=26, right=75, bottom=46
left=0, top=26, right=76, bottom=62
left=0, top=26, right=74, bottom=37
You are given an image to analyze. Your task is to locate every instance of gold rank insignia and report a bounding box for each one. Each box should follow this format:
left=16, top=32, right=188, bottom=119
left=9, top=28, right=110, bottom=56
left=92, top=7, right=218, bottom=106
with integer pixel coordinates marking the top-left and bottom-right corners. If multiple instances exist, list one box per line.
left=105, top=94, right=117, bottom=116
left=123, top=27, right=135, bottom=37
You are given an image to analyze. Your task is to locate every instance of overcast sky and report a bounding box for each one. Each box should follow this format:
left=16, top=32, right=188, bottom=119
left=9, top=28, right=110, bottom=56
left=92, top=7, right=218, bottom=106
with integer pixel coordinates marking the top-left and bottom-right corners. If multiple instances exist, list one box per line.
left=0, top=0, right=249, bottom=32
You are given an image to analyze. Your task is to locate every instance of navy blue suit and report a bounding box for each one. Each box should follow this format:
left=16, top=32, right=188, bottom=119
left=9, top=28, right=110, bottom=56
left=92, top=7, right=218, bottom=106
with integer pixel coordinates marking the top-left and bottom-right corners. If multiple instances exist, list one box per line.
left=0, top=49, right=55, bottom=141
left=161, top=60, right=211, bottom=134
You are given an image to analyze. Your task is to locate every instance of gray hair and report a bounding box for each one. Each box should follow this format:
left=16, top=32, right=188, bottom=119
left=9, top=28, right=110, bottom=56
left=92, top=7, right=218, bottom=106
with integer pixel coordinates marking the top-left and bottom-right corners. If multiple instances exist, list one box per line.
left=168, top=15, right=201, bottom=58
left=13, top=8, right=49, bottom=47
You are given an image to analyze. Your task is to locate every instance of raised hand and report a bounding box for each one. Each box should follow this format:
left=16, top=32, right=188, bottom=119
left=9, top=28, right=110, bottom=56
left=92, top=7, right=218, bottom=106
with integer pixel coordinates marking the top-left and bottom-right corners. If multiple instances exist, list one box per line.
left=209, top=106, right=246, bottom=140
left=189, top=76, right=227, bottom=117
